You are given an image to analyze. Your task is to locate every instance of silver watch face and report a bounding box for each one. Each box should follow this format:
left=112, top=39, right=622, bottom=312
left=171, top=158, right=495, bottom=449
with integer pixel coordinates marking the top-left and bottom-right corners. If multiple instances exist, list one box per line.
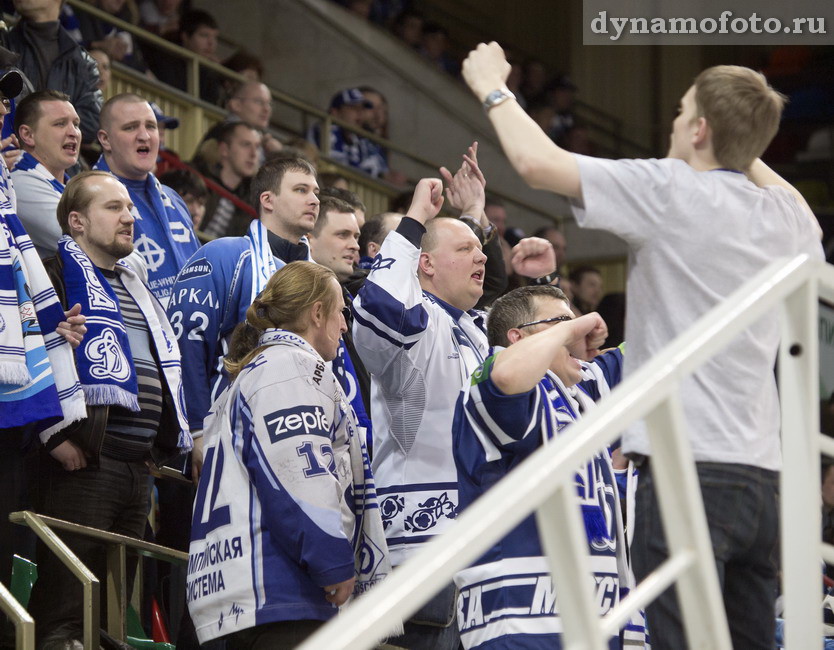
left=484, top=89, right=514, bottom=110
left=485, top=90, right=507, bottom=106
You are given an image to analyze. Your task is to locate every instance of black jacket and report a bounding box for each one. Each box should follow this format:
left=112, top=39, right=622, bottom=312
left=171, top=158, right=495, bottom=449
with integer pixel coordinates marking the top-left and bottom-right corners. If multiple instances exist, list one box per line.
left=6, top=20, right=103, bottom=143
left=42, top=255, right=184, bottom=467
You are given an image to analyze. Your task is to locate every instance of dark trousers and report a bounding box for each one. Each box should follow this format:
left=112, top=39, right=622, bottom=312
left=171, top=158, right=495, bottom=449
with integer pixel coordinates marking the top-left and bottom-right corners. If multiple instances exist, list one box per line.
left=223, top=619, right=324, bottom=649
left=632, top=462, right=779, bottom=650
left=28, top=452, right=150, bottom=647
left=0, top=426, right=34, bottom=587
left=388, top=582, right=461, bottom=650
left=0, top=426, right=36, bottom=648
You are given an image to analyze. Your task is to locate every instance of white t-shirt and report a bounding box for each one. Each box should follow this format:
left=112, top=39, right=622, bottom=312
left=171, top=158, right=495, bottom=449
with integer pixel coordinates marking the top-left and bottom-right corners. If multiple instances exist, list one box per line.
left=571, top=155, right=823, bottom=470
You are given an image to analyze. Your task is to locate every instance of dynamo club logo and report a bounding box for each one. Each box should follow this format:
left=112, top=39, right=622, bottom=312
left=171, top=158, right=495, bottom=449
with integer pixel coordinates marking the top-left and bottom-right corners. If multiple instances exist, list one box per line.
left=85, top=328, right=132, bottom=381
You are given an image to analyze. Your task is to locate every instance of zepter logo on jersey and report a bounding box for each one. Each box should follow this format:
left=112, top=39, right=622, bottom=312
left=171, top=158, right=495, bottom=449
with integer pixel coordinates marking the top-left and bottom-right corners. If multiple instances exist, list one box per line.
left=264, top=405, right=330, bottom=444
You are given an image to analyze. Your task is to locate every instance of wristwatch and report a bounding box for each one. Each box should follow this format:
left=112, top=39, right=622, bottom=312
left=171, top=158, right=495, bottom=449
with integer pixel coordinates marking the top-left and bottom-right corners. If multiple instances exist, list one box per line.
left=482, top=88, right=516, bottom=113
left=532, top=272, right=560, bottom=286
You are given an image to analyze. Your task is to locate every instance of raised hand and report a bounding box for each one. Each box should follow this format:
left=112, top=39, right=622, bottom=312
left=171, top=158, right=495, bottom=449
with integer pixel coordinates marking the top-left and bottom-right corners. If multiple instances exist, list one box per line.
left=462, top=42, right=512, bottom=102
left=406, top=178, right=445, bottom=225
left=563, top=312, right=609, bottom=361
left=511, top=237, right=556, bottom=279
left=1, top=134, right=21, bottom=171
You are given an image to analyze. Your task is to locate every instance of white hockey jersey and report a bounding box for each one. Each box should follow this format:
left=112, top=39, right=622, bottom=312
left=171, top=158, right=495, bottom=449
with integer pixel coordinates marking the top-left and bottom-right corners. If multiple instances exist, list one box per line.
left=352, top=220, right=489, bottom=565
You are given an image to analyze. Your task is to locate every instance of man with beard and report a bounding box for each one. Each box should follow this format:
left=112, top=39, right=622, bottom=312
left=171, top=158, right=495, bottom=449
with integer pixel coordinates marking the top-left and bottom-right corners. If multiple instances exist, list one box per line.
left=31, top=171, right=191, bottom=648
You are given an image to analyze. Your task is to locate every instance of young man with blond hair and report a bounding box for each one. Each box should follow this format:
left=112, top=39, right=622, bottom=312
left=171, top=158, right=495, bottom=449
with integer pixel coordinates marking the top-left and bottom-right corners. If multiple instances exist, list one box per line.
left=462, top=45, right=823, bottom=649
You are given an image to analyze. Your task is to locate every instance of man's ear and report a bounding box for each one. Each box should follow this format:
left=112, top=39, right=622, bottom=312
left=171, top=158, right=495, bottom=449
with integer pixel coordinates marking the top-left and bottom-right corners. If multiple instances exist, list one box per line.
left=418, top=251, right=434, bottom=277
left=17, top=124, right=34, bottom=149
left=67, top=211, right=85, bottom=236
left=506, top=327, right=524, bottom=345
left=692, top=116, right=710, bottom=147
left=366, top=242, right=380, bottom=258
left=217, top=140, right=230, bottom=162
left=97, top=128, right=110, bottom=153
left=259, top=190, right=274, bottom=214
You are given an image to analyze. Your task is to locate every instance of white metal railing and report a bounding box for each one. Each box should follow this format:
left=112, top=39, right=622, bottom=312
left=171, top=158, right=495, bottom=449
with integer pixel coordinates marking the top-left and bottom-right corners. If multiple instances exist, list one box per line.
left=300, top=254, right=834, bottom=650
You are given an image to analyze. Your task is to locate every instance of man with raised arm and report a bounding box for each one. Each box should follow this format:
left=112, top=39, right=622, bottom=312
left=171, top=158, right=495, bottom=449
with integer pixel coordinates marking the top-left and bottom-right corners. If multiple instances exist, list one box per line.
left=453, top=285, right=647, bottom=649
left=462, top=43, right=823, bottom=649
left=352, top=159, right=556, bottom=647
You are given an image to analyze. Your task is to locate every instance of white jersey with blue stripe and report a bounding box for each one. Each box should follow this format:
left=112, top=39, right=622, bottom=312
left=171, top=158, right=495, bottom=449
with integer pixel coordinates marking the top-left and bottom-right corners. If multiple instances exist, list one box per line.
left=186, top=340, right=356, bottom=643
left=352, top=220, right=489, bottom=565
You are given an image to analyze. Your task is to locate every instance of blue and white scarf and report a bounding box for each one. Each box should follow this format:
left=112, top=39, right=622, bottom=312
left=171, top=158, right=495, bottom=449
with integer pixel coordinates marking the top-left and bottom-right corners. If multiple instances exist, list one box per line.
left=258, top=329, right=392, bottom=602
left=57, top=236, right=192, bottom=451
left=0, top=188, right=85, bottom=438
left=246, top=218, right=282, bottom=304
left=13, top=151, right=67, bottom=194
left=541, top=372, right=610, bottom=542
left=93, top=157, right=198, bottom=305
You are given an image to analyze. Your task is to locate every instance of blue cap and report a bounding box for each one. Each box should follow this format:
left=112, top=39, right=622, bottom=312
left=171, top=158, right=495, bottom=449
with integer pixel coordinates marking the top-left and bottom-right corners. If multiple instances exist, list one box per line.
left=329, top=88, right=373, bottom=110
left=150, top=102, right=179, bottom=129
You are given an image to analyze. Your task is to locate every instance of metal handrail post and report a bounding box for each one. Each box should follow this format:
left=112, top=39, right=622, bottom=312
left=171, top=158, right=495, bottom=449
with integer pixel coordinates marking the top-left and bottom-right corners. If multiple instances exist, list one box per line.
left=186, top=56, right=200, bottom=101
left=644, top=392, right=732, bottom=649
left=106, top=543, right=127, bottom=640
left=321, top=116, right=332, bottom=158
left=780, top=277, right=822, bottom=649
left=0, top=580, right=34, bottom=650
left=536, top=481, right=607, bottom=649
left=14, top=511, right=100, bottom=650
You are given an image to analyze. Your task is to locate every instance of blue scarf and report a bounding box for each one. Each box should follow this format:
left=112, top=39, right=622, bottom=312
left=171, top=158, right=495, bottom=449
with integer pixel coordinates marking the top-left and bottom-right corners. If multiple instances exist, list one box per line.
left=0, top=184, right=85, bottom=437
left=57, top=236, right=193, bottom=450
left=541, top=372, right=610, bottom=542
left=59, top=236, right=140, bottom=409
left=93, top=156, right=198, bottom=304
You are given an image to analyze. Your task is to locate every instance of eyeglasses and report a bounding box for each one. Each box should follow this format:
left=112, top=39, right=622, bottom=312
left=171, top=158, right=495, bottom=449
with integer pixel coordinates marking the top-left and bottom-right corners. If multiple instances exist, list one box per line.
left=516, top=314, right=573, bottom=329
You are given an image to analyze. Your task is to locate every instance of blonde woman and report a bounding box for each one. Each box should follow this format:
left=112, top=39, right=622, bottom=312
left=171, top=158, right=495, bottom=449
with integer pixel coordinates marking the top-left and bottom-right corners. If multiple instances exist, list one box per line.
left=187, top=261, right=390, bottom=648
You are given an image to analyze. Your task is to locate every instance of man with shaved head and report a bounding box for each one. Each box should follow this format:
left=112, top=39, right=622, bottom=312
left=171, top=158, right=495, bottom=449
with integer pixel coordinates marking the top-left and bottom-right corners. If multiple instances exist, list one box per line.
left=353, top=150, right=555, bottom=647
left=94, top=93, right=198, bottom=305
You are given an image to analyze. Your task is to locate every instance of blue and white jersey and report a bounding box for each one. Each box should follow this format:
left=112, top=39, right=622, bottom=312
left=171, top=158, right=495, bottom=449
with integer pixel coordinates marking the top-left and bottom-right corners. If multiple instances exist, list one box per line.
left=453, top=347, right=646, bottom=649
left=352, top=218, right=489, bottom=565
left=308, top=123, right=388, bottom=178
left=167, top=236, right=260, bottom=432
left=187, top=337, right=356, bottom=643
left=166, top=234, right=368, bottom=438
left=94, top=156, right=198, bottom=305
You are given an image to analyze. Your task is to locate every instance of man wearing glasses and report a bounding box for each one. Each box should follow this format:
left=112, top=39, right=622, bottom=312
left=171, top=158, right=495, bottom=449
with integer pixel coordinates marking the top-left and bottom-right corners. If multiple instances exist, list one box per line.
left=452, top=285, right=647, bottom=649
